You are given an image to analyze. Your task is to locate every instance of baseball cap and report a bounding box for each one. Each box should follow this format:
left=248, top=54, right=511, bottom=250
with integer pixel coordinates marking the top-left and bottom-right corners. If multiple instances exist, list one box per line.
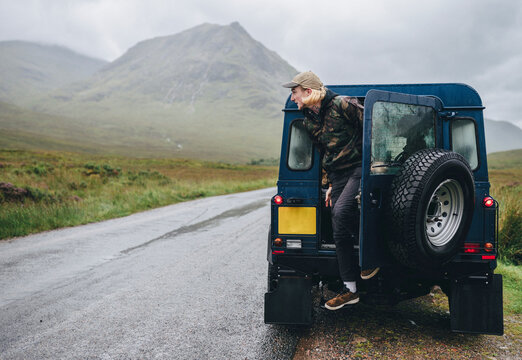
left=282, top=71, right=323, bottom=90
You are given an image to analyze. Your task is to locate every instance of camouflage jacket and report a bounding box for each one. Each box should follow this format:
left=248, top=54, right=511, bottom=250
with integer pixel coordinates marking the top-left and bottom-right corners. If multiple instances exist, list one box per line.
left=302, top=88, right=364, bottom=183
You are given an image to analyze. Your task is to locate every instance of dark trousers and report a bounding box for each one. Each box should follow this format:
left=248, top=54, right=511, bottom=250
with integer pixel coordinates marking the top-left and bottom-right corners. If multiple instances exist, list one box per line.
left=329, top=166, right=361, bottom=282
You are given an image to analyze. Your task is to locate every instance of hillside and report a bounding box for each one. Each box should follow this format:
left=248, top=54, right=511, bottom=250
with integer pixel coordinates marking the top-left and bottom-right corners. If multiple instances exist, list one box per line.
left=487, top=148, right=522, bottom=169
left=0, top=41, right=107, bottom=105
left=0, top=101, right=128, bottom=154
left=484, top=119, right=522, bottom=153
left=4, top=24, right=519, bottom=162
left=61, top=22, right=294, bottom=108
left=24, top=22, right=297, bottom=161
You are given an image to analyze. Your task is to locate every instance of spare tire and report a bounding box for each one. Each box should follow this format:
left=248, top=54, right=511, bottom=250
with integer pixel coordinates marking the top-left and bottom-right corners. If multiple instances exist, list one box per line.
left=387, top=149, right=475, bottom=270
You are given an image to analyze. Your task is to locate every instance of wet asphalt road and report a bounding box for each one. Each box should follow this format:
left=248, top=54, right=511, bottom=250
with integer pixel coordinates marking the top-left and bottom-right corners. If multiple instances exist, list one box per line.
left=0, top=188, right=300, bottom=359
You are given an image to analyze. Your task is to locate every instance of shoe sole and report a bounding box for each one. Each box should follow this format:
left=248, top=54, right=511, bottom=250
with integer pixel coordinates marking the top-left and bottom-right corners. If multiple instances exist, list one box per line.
left=361, top=267, right=380, bottom=280
left=324, top=297, right=360, bottom=310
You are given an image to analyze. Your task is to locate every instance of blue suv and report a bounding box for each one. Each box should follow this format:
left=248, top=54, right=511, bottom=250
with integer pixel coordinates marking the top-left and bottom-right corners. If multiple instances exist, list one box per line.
left=265, top=84, right=503, bottom=335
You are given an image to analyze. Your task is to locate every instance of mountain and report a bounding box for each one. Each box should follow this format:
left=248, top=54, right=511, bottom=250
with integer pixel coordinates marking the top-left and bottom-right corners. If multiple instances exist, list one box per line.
left=2, top=25, right=521, bottom=162
left=484, top=119, right=522, bottom=153
left=27, top=22, right=297, bottom=161
left=0, top=41, right=108, bottom=105
left=61, top=22, right=294, bottom=108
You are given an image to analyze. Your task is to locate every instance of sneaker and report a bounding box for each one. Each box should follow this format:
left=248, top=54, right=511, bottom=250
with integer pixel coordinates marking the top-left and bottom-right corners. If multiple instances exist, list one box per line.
left=361, top=267, right=380, bottom=280
left=325, top=288, right=359, bottom=310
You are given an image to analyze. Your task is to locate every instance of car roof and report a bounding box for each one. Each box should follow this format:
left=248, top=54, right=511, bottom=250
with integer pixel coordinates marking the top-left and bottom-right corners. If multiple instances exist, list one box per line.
left=284, top=83, right=482, bottom=110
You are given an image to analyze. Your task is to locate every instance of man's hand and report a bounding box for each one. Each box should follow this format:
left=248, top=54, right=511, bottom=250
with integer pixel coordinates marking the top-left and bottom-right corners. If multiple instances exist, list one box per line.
left=325, top=186, right=332, bottom=207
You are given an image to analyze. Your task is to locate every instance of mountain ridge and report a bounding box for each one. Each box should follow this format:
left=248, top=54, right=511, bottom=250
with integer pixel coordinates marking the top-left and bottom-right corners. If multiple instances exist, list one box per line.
left=1, top=23, right=298, bottom=161
left=1, top=23, right=520, bottom=161
left=62, top=22, right=295, bottom=107
left=0, top=40, right=108, bottom=105
left=484, top=118, right=522, bottom=153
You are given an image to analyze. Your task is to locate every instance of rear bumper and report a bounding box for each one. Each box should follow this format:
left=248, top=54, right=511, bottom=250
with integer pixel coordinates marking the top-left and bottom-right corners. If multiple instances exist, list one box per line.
left=271, top=253, right=496, bottom=280
left=271, top=255, right=340, bottom=277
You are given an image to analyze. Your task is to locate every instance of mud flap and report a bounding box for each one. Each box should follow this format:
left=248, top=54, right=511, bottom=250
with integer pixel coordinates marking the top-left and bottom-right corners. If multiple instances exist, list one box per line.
left=449, top=274, right=503, bottom=335
left=264, top=277, right=312, bottom=325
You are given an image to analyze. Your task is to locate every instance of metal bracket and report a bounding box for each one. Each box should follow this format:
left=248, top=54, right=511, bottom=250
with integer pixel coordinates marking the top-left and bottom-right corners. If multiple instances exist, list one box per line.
left=440, top=111, right=458, bottom=120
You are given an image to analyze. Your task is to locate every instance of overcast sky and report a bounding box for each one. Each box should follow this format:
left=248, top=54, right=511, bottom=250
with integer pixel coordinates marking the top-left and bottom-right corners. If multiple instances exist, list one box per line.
left=1, top=0, right=521, bottom=127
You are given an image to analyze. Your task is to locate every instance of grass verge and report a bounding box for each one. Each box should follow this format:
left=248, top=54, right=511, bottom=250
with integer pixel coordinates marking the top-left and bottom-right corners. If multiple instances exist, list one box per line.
left=489, top=168, right=521, bottom=264
left=0, top=149, right=277, bottom=239
left=496, top=261, right=522, bottom=316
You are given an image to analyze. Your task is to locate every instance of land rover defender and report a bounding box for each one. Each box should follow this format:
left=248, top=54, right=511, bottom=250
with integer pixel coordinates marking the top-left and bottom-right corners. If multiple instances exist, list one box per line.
left=265, top=84, right=503, bottom=335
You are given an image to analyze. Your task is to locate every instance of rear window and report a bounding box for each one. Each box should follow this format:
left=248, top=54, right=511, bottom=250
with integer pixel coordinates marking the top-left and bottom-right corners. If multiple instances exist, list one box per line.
left=371, top=101, right=436, bottom=174
left=287, top=119, right=313, bottom=170
left=451, top=118, right=478, bottom=170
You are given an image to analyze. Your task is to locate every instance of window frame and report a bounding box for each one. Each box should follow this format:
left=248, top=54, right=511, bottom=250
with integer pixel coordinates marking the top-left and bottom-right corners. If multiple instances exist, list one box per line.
left=286, top=118, right=314, bottom=172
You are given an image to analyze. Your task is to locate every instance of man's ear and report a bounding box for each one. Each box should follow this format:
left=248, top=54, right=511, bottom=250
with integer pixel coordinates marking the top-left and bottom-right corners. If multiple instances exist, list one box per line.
left=305, top=88, right=313, bottom=96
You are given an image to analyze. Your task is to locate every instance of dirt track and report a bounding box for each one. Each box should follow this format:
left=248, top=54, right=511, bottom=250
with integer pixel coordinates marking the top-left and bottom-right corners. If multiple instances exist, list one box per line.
left=292, top=287, right=521, bottom=359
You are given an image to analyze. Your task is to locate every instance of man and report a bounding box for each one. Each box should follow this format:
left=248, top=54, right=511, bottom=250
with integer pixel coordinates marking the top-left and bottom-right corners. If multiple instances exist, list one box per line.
left=282, top=71, right=380, bottom=310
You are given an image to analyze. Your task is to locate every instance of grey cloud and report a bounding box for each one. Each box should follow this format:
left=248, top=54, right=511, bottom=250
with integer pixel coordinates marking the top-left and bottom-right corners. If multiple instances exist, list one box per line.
left=0, top=0, right=521, bottom=126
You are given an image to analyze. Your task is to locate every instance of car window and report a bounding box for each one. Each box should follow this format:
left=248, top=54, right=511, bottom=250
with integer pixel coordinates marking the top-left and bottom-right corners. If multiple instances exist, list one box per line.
left=451, top=118, right=478, bottom=170
left=371, top=101, right=436, bottom=174
left=288, top=119, right=313, bottom=170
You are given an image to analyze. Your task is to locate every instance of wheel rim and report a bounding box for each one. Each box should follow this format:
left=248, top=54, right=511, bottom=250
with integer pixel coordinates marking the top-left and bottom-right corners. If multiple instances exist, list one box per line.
left=425, top=179, right=464, bottom=247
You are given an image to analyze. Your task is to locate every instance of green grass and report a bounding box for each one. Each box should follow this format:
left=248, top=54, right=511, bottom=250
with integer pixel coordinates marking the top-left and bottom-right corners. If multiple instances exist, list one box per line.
left=0, top=149, right=277, bottom=239
left=487, top=149, right=522, bottom=169
left=488, top=151, right=522, bottom=265
left=486, top=150, right=522, bottom=326
left=496, top=261, right=522, bottom=315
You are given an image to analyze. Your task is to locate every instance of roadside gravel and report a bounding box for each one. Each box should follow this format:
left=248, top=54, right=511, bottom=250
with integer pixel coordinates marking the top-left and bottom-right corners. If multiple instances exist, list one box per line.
left=293, top=287, right=521, bottom=359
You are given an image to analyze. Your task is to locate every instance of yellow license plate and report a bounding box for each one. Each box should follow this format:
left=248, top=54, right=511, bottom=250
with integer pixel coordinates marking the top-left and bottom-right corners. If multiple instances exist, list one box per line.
left=278, top=207, right=316, bottom=235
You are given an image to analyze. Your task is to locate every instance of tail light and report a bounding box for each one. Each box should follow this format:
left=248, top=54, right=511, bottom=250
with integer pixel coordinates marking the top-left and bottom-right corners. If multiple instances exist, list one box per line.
left=273, top=238, right=283, bottom=247
left=484, top=242, right=494, bottom=252
left=463, top=243, right=480, bottom=253
left=273, top=195, right=283, bottom=205
left=483, top=196, right=495, bottom=208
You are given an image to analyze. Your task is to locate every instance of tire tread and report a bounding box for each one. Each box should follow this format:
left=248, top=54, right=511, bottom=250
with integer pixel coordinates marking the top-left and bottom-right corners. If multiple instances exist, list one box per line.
left=387, top=149, right=474, bottom=269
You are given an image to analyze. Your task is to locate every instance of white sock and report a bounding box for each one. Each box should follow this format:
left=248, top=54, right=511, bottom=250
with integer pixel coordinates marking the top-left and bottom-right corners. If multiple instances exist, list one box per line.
left=344, top=281, right=357, bottom=293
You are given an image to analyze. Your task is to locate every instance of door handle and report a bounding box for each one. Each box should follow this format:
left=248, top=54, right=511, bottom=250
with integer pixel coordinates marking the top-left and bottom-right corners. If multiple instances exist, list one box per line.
left=369, top=190, right=380, bottom=207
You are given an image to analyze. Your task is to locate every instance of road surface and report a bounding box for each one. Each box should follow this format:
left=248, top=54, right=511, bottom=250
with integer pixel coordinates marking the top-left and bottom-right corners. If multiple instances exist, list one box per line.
left=0, top=188, right=300, bottom=359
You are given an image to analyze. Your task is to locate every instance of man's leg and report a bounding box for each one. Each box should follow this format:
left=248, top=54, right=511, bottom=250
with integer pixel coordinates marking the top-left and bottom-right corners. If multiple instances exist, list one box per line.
left=325, top=166, right=380, bottom=310
left=325, top=167, right=361, bottom=310
left=330, top=167, right=361, bottom=283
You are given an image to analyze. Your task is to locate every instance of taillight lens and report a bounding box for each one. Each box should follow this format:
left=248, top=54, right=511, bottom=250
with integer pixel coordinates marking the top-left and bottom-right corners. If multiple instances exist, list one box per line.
left=483, top=196, right=495, bottom=208
left=273, top=195, right=283, bottom=205
left=273, top=238, right=283, bottom=247
left=484, top=242, right=494, bottom=252
left=464, top=243, right=480, bottom=253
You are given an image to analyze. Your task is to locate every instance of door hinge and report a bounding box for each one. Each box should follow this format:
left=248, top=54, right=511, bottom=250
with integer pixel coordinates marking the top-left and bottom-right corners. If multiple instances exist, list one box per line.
left=440, top=111, right=458, bottom=120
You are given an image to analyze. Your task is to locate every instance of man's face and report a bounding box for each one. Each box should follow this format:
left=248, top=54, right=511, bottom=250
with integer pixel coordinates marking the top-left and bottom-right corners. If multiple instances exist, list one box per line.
left=290, top=86, right=311, bottom=110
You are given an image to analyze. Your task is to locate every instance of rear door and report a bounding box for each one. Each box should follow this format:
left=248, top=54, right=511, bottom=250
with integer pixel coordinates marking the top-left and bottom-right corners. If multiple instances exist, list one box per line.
left=273, top=113, right=322, bottom=255
left=360, top=90, right=443, bottom=270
